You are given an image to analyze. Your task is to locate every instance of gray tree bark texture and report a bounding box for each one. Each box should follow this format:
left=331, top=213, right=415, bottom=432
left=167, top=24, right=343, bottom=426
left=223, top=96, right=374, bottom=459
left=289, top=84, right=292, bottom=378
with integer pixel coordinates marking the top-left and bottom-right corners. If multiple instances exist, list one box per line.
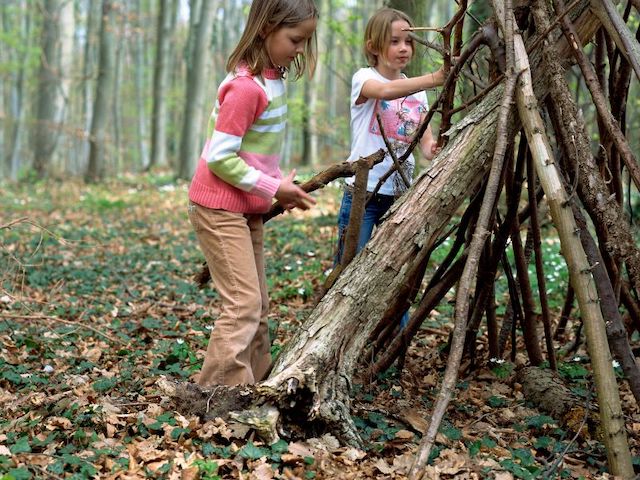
left=177, top=0, right=217, bottom=179
left=86, top=0, right=117, bottom=182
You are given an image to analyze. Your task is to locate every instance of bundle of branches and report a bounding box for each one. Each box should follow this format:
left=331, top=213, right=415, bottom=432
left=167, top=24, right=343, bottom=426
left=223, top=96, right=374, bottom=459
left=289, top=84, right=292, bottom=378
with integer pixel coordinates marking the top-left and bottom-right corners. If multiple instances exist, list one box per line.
left=179, top=1, right=639, bottom=478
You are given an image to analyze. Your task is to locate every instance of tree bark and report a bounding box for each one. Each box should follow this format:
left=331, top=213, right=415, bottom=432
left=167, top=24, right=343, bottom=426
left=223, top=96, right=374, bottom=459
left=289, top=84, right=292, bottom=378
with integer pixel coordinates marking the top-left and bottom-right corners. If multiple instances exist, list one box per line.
left=149, top=0, right=175, bottom=170
left=517, top=366, right=598, bottom=437
left=588, top=0, right=640, bottom=83
left=498, top=2, right=633, bottom=475
left=86, top=0, right=117, bottom=182
left=538, top=4, right=640, bottom=294
left=33, top=0, right=72, bottom=177
left=176, top=0, right=216, bottom=179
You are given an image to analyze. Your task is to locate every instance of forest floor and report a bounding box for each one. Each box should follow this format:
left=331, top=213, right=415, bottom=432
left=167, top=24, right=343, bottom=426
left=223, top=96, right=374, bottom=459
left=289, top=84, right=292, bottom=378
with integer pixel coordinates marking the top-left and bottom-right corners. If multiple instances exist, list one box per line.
left=1, top=174, right=639, bottom=479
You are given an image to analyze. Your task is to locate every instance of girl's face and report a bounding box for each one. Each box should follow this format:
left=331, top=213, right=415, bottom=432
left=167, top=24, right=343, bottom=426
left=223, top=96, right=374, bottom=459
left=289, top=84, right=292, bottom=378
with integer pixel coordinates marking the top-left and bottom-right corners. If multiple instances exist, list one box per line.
left=379, top=19, right=413, bottom=73
left=264, top=18, right=317, bottom=70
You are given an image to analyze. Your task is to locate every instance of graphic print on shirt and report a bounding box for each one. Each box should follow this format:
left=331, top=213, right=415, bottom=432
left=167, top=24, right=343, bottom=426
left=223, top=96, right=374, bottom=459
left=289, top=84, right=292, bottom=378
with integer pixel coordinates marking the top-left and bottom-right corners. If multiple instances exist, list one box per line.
left=368, top=97, right=426, bottom=143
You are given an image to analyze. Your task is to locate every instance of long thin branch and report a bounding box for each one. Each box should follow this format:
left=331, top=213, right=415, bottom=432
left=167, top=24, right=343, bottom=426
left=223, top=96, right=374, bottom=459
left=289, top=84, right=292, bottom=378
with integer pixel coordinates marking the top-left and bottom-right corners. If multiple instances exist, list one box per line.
left=439, top=0, right=468, bottom=147
left=195, top=151, right=385, bottom=287
left=0, top=312, right=123, bottom=344
left=553, top=0, right=640, bottom=191
left=588, top=0, right=640, bottom=83
left=526, top=150, right=557, bottom=371
left=506, top=1, right=634, bottom=475
left=375, top=113, right=410, bottom=188
left=409, top=2, right=519, bottom=476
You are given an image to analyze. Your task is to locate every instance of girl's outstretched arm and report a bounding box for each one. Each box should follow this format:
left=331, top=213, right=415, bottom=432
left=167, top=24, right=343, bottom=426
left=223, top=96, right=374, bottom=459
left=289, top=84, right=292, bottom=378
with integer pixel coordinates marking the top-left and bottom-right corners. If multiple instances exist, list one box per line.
left=357, top=65, right=446, bottom=104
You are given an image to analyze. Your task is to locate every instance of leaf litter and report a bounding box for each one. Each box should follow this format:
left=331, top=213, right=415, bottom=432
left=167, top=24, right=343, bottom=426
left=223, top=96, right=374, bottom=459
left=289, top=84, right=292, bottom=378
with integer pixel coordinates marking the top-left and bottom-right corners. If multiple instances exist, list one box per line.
left=0, top=178, right=638, bottom=479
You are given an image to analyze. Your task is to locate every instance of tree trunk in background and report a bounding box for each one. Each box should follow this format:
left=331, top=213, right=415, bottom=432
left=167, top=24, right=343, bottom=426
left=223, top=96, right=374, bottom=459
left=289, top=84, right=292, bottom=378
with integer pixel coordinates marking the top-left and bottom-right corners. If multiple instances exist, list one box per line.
left=4, top=1, right=31, bottom=181
left=86, top=0, right=117, bottom=182
left=112, top=3, right=125, bottom=174
left=325, top=0, right=338, bottom=161
left=33, top=0, right=73, bottom=177
left=149, top=0, right=175, bottom=170
left=133, top=0, right=149, bottom=171
left=77, top=0, right=99, bottom=176
left=177, top=0, right=216, bottom=179
left=301, top=77, right=312, bottom=166
left=385, top=0, right=427, bottom=78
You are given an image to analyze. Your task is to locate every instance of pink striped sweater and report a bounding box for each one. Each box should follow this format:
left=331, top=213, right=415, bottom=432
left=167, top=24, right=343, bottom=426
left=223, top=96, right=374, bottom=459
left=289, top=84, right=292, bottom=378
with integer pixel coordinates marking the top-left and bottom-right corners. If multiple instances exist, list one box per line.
left=189, top=66, right=286, bottom=213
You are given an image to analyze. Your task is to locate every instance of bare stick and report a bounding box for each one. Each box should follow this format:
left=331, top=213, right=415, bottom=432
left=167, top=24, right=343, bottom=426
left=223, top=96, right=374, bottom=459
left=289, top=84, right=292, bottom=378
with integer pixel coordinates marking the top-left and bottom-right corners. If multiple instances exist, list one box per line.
left=195, top=151, right=385, bottom=287
left=375, top=113, right=410, bottom=188
left=526, top=149, right=558, bottom=371
left=1, top=312, right=123, bottom=344
left=409, top=1, right=519, bottom=475
left=554, top=0, right=640, bottom=191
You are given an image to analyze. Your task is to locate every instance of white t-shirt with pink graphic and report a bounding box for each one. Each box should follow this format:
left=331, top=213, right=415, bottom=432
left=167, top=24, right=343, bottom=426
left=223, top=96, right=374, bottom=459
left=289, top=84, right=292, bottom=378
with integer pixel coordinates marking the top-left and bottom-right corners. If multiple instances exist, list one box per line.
left=346, top=67, right=428, bottom=197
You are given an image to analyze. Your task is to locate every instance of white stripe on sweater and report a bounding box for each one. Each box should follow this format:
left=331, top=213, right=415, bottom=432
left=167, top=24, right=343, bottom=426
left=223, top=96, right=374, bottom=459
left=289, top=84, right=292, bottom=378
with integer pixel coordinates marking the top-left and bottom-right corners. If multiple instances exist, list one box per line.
left=205, top=131, right=242, bottom=163
left=250, top=123, right=286, bottom=133
left=259, top=104, right=287, bottom=119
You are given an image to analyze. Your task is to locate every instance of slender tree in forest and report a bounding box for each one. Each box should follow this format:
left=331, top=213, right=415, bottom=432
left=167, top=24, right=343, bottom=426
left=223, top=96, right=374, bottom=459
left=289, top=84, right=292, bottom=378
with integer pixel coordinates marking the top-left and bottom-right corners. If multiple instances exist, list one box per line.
left=33, top=0, right=74, bottom=177
left=112, top=2, right=125, bottom=174
left=132, top=0, right=149, bottom=170
left=86, top=0, right=117, bottom=182
left=76, top=0, right=99, bottom=176
left=3, top=1, right=32, bottom=181
left=176, top=0, right=217, bottom=179
left=149, top=0, right=176, bottom=171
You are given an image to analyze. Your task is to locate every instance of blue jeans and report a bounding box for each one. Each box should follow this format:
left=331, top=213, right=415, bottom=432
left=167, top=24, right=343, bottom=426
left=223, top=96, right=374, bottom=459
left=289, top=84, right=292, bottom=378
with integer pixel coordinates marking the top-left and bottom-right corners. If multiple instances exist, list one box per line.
left=336, top=191, right=409, bottom=328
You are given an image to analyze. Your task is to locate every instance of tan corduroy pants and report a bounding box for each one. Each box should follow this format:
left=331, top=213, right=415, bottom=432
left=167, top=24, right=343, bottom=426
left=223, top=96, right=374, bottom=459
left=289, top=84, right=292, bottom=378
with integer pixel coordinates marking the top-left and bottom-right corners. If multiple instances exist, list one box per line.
left=188, top=202, right=271, bottom=386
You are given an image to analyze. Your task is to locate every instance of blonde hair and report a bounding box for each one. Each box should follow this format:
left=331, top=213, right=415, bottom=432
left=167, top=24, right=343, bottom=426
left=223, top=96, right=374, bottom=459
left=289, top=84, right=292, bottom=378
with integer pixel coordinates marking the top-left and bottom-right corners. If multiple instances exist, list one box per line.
left=364, top=8, right=414, bottom=67
left=227, top=0, right=318, bottom=80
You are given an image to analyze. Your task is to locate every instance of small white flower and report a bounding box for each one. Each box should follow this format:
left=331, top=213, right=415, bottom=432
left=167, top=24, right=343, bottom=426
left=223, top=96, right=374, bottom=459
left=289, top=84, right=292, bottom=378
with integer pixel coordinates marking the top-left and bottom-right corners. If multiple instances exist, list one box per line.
left=284, top=265, right=292, bottom=271
left=43, top=365, right=54, bottom=373
left=324, top=269, right=332, bottom=277
left=296, top=260, right=302, bottom=265
left=297, top=288, right=306, bottom=296
left=205, top=325, right=214, bottom=331
left=612, top=360, right=620, bottom=368
left=306, top=251, right=316, bottom=257
left=573, top=356, right=581, bottom=362
left=176, top=339, right=184, bottom=345
left=490, top=357, right=506, bottom=364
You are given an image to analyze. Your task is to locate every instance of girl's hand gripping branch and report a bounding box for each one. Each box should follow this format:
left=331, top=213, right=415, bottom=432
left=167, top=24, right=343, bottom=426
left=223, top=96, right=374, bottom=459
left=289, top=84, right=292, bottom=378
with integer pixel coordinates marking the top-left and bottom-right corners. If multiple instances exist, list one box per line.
left=275, top=169, right=316, bottom=211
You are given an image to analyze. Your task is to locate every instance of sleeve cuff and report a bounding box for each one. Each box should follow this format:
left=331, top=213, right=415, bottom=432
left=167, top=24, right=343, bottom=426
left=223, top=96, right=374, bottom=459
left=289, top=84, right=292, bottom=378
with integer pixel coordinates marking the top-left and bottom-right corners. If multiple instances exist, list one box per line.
left=253, top=174, right=281, bottom=199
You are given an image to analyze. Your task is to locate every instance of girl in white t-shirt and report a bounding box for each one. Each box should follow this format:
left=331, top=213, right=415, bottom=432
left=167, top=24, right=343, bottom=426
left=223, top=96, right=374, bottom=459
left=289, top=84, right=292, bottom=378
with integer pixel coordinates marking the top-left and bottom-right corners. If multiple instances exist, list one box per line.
left=336, top=7, right=446, bottom=327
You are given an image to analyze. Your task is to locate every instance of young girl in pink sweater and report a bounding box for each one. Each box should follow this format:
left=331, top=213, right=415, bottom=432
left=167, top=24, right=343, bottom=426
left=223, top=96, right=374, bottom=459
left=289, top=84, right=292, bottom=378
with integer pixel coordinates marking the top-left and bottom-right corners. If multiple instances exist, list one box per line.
left=188, top=0, right=317, bottom=386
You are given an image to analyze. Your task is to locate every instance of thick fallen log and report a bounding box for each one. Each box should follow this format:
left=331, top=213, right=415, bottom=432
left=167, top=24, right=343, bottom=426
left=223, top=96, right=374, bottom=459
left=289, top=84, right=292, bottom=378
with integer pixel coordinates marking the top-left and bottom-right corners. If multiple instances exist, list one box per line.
left=516, top=366, right=598, bottom=437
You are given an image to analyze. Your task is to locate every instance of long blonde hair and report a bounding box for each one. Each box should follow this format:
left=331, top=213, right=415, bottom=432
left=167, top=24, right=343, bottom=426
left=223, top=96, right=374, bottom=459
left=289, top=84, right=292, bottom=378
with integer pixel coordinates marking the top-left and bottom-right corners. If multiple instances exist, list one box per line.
left=364, top=8, right=414, bottom=67
left=227, top=0, right=318, bottom=80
